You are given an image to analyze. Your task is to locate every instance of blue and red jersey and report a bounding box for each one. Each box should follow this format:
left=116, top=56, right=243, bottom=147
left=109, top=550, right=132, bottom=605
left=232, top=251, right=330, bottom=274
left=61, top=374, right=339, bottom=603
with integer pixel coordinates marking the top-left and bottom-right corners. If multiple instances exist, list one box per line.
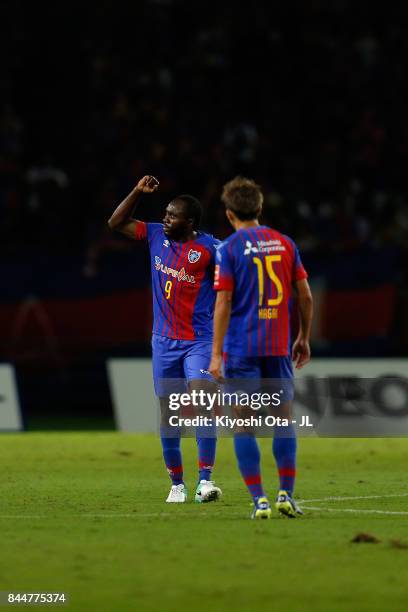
left=214, top=225, right=308, bottom=357
left=135, top=222, right=220, bottom=340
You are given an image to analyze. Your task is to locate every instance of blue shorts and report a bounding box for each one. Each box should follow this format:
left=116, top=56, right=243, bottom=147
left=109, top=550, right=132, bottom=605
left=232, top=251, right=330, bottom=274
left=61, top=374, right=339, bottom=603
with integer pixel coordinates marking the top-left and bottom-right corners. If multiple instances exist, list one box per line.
left=152, top=334, right=213, bottom=397
left=224, top=354, right=294, bottom=402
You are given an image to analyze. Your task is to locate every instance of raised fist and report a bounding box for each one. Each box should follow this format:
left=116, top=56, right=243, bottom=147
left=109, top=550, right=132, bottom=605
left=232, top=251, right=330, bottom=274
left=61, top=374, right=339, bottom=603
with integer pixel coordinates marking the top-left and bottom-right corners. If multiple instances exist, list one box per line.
left=136, top=175, right=160, bottom=193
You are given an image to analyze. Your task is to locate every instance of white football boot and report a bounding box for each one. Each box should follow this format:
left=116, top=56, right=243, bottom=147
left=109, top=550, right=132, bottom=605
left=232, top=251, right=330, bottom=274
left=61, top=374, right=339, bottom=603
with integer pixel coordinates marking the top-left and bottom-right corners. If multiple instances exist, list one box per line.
left=195, top=480, right=222, bottom=503
left=166, top=483, right=187, bottom=503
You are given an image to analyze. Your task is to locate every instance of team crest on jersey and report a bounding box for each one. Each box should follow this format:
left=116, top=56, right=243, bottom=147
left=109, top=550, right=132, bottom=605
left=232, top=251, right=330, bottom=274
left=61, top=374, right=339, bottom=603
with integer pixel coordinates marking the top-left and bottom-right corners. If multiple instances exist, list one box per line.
left=188, top=249, right=201, bottom=264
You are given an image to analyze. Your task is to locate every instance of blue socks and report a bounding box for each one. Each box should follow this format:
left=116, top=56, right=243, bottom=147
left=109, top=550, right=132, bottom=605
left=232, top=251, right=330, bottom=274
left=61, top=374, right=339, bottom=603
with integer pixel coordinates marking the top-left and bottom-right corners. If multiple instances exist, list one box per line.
left=234, top=433, right=265, bottom=501
left=161, top=426, right=218, bottom=485
left=160, top=427, right=183, bottom=485
left=196, top=425, right=217, bottom=481
left=234, top=427, right=297, bottom=501
left=273, top=425, right=297, bottom=496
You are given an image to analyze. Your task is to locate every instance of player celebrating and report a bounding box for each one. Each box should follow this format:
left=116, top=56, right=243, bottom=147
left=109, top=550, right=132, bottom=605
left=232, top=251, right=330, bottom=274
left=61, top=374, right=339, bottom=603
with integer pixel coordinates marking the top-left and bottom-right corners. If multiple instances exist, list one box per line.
left=108, top=176, right=222, bottom=504
left=209, top=176, right=313, bottom=519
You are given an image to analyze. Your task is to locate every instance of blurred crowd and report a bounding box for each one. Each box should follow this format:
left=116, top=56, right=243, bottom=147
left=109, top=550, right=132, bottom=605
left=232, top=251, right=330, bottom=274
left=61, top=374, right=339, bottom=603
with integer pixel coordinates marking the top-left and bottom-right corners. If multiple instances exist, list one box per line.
left=1, top=0, right=408, bottom=266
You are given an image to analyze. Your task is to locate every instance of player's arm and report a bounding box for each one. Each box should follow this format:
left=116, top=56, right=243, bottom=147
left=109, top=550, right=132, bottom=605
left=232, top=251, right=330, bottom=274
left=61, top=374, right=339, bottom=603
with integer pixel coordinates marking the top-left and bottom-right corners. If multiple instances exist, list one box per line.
left=292, top=278, right=313, bottom=369
left=108, top=175, right=159, bottom=239
left=209, top=290, right=232, bottom=381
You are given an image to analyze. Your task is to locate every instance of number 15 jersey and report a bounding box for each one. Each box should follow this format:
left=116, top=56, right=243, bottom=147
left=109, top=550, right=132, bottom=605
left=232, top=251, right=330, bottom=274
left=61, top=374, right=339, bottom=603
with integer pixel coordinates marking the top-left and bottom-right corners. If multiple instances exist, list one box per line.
left=214, top=226, right=308, bottom=357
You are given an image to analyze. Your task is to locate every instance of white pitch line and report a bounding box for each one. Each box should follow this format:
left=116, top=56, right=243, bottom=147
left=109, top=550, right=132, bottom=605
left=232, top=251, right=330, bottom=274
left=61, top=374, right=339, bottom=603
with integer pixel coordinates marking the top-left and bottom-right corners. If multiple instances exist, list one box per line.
left=298, top=493, right=408, bottom=503
left=85, top=513, right=175, bottom=518
left=1, top=493, right=408, bottom=519
left=301, top=506, right=408, bottom=516
left=0, top=515, right=45, bottom=519
left=0, top=512, right=244, bottom=519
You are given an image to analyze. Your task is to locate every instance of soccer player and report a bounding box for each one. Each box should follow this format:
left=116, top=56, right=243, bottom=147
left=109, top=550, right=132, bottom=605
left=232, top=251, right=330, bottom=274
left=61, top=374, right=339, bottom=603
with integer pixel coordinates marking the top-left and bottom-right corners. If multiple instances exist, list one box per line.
left=108, top=175, right=222, bottom=504
left=209, top=176, right=313, bottom=519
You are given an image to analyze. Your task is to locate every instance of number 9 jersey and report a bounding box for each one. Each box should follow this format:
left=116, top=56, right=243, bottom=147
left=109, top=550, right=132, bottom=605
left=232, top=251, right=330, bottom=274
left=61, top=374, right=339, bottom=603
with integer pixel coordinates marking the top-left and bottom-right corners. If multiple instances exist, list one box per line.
left=135, top=222, right=220, bottom=340
left=214, top=226, right=308, bottom=356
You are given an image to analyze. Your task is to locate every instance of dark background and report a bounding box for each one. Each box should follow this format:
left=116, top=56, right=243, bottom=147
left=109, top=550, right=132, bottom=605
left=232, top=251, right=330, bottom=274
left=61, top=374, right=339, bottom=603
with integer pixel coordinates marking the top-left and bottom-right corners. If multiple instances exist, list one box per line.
left=1, top=0, right=407, bottom=426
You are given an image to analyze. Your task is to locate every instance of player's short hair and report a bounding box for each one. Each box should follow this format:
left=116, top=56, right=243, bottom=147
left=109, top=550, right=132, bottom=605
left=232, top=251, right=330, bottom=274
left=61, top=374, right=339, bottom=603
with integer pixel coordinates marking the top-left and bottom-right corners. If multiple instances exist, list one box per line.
left=221, top=176, right=263, bottom=220
left=175, top=195, right=202, bottom=229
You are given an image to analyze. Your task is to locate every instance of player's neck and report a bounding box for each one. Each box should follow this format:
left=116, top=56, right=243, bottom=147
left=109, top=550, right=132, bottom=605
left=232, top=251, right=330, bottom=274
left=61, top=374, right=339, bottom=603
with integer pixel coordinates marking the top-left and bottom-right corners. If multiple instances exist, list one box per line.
left=176, top=230, right=197, bottom=243
left=234, top=220, right=260, bottom=231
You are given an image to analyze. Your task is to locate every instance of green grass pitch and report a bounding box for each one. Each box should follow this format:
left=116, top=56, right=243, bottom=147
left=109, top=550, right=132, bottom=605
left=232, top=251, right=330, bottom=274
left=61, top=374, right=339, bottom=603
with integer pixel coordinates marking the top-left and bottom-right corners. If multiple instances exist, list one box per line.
left=0, top=434, right=407, bottom=611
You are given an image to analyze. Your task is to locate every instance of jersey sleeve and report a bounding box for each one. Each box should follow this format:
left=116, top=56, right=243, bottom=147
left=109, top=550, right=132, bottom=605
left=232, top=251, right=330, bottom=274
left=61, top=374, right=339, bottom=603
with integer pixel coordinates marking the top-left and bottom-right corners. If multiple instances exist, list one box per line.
left=293, top=245, right=308, bottom=282
left=134, top=221, right=147, bottom=240
left=204, top=236, right=221, bottom=260
left=210, top=238, right=222, bottom=263
left=134, top=222, right=163, bottom=242
left=214, top=242, right=234, bottom=291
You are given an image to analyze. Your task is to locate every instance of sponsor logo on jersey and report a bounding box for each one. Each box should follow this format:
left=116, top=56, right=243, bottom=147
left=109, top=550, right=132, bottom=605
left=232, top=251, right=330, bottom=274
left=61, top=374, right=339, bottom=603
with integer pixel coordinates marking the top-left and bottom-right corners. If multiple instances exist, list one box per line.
left=244, top=240, right=259, bottom=255
left=163, top=239, right=170, bottom=247
left=244, top=239, right=285, bottom=255
left=257, top=239, right=286, bottom=253
left=154, top=256, right=195, bottom=283
left=188, top=249, right=201, bottom=263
